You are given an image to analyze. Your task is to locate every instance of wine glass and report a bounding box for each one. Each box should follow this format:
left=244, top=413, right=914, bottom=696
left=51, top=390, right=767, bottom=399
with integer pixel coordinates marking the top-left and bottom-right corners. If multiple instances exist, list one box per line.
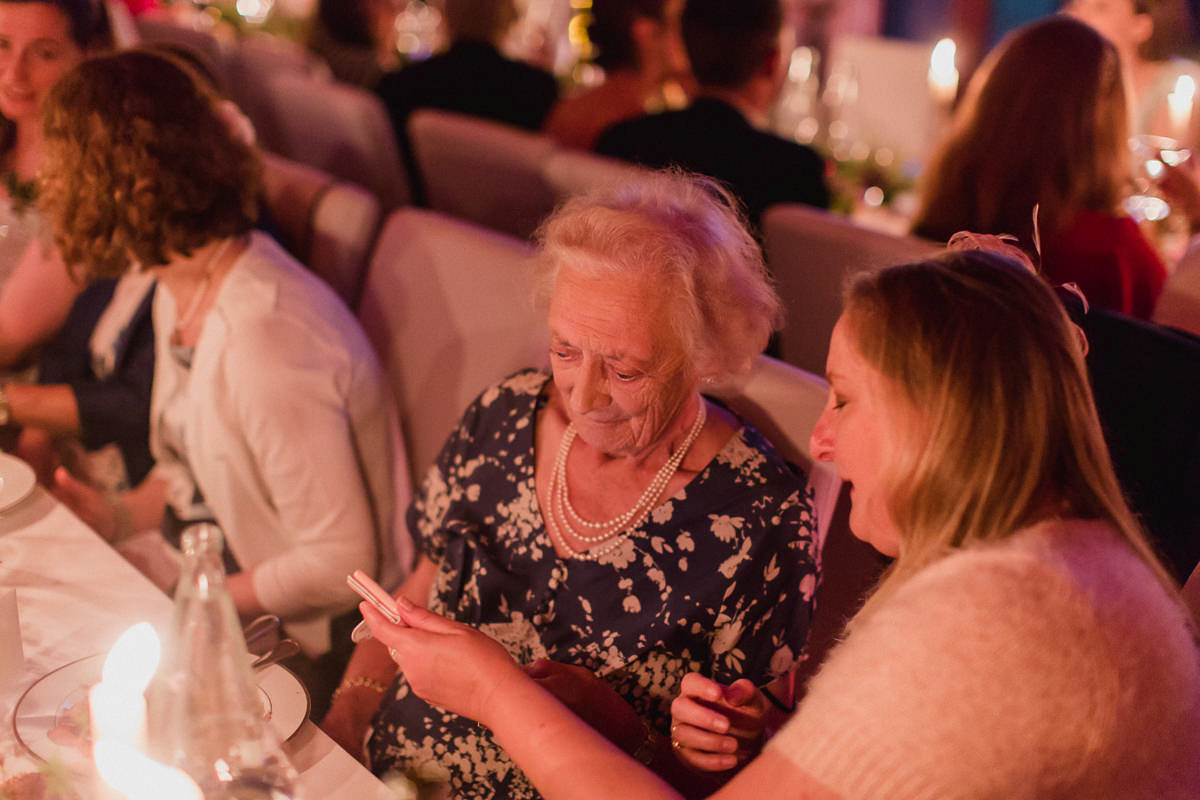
left=1126, top=134, right=1192, bottom=222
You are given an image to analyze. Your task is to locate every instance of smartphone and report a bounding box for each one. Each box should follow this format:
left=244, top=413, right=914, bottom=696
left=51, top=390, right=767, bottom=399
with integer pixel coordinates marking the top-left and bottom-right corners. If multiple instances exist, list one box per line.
left=347, top=569, right=402, bottom=625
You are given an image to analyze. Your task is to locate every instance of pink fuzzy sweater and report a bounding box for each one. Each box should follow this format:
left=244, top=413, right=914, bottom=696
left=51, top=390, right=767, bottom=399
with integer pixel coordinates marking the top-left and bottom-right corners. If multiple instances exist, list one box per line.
left=769, top=519, right=1200, bottom=799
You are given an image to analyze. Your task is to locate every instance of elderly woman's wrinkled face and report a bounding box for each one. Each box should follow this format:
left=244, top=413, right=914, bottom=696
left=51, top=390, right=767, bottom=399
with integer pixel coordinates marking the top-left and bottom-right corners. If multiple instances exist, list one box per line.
left=0, top=3, right=82, bottom=124
left=548, top=265, right=694, bottom=458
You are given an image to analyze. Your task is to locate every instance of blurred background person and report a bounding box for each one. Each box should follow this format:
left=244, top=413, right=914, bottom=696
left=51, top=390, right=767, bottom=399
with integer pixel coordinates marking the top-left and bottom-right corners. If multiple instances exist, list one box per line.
left=322, top=171, right=819, bottom=798
left=40, top=48, right=401, bottom=714
left=542, top=0, right=691, bottom=151
left=0, top=0, right=108, bottom=370
left=594, top=0, right=829, bottom=233
left=375, top=0, right=559, bottom=204
left=913, top=15, right=1169, bottom=319
left=1065, top=0, right=1200, bottom=145
left=307, top=0, right=403, bottom=90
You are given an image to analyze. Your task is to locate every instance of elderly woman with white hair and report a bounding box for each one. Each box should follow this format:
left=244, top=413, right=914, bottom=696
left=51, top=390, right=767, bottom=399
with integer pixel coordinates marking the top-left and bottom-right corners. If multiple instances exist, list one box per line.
left=362, top=240, right=1200, bottom=800
left=322, top=171, right=820, bottom=798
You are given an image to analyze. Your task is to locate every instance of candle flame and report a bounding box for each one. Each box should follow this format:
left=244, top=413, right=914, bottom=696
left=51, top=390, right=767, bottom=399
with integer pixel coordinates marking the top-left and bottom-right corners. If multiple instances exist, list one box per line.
left=930, top=39, right=957, bottom=84
left=95, top=740, right=203, bottom=800
left=1173, top=75, right=1196, bottom=104
left=102, top=622, right=160, bottom=695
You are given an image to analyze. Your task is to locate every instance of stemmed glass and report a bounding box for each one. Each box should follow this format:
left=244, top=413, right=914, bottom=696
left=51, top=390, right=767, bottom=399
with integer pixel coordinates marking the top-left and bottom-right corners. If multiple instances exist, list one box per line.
left=1126, top=133, right=1192, bottom=223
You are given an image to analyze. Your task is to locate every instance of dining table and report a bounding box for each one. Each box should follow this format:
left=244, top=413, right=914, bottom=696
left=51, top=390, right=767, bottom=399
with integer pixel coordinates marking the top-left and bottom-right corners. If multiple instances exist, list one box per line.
left=0, top=476, right=396, bottom=800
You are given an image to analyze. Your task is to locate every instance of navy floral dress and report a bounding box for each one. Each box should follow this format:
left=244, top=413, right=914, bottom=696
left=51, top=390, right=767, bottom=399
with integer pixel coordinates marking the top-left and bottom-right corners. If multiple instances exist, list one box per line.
left=367, top=371, right=820, bottom=798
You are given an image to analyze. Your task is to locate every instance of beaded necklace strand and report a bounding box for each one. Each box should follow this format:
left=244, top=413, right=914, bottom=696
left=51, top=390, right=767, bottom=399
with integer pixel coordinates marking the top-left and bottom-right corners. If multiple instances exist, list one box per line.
left=547, top=400, right=707, bottom=561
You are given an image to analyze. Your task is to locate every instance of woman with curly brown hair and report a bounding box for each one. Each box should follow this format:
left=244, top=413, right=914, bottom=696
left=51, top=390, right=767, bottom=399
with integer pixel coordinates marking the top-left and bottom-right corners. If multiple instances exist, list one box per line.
left=41, top=48, right=401, bottom=706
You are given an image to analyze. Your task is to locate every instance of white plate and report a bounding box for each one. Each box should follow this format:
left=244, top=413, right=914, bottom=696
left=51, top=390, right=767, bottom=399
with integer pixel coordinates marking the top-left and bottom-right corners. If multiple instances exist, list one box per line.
left=13, top=654, right=310, bottom=775
left=0, top=453, right=35, bottom=513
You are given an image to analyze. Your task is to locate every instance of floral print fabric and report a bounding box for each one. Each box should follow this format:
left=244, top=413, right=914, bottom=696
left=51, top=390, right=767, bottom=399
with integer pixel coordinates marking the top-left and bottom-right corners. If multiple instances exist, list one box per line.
left=367, top=371, right=820, bottom=798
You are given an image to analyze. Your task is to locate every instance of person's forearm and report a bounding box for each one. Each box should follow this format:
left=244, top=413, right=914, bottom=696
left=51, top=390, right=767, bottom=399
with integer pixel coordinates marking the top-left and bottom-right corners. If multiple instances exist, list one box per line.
left=6, top=383, right=81, bottom=435
left=122, top=474, right=168, bottom=532
left=485, top=677, right=684, bottom=800
left=229, top=571, right=268, bottom=619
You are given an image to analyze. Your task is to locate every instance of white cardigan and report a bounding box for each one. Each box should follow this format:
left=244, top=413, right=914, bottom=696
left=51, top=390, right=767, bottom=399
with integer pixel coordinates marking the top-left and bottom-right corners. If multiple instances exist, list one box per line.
left=150, top=233, right=400, bottom=655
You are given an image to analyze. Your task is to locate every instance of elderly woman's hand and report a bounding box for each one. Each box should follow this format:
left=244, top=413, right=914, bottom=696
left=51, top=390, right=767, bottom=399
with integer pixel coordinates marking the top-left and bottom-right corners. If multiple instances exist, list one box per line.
left=360, top=598, right=526, bottom=726
left=668, top=673, right=768, bottom=772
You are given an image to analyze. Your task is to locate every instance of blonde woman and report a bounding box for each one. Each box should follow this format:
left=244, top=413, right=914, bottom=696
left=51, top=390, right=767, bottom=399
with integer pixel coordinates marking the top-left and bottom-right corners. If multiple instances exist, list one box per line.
left=361, top=244, right=1200, bottom=798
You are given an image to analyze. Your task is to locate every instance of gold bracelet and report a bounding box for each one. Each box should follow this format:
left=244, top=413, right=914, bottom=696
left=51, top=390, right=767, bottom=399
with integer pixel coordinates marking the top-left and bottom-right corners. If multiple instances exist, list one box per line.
left=331, top=676, right=389, bottom=704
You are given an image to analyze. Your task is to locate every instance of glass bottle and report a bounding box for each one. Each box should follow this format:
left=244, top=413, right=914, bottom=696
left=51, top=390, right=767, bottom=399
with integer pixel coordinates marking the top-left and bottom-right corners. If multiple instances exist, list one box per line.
left=148, top=523, right=300, bottom=800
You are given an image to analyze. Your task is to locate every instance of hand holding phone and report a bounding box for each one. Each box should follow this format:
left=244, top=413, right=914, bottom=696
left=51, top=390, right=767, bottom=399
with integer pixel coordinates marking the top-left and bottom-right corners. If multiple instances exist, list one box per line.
left=347, top=569, right=402, bottom=625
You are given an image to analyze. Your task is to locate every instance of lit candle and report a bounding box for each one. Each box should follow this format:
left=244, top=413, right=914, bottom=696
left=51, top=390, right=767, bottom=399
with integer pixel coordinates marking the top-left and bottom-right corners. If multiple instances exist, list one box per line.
left=94, top=741, right=203, bottom=800
left=928, top=38, right=959, bottom=107
left=89, top=623, right=164, bottom=799
left=89, top=623, right=160, bottom=747
left=1168, top=75, right=1195, bottom=143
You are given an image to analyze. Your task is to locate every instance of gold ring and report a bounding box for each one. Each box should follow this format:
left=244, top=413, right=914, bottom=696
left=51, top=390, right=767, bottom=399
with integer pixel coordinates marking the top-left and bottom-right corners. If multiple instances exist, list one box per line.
left=672, top=739, right=684, bottom=751
left=388, top=648, right=400, bottom=661
left=670, top=723, right=679, bottom=736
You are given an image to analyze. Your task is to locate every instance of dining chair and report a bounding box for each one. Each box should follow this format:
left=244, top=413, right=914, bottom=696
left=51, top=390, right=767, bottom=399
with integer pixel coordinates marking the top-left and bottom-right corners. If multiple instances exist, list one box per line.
left=260, top=152, right=382, bottom=308
left=408, top=109, right=559, bottom=241
left=762, top=203, right=941, bottom=376
left=540, top=148, right=652, bottom=203
left=133, top=16, right=233, bottom=94
left=260, top=71, right=412, bottom=210
left=356, top=208, right=548, bottom=485
left=707, top=354, right=884, bottom=677
left=226, top=31, right=332, bottom=155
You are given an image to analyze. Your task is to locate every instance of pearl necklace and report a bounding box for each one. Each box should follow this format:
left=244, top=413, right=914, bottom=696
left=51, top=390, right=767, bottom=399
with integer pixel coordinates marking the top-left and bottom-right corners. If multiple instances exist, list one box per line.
left=173, top=237, right=233, bottom=336
left=547, top=400, right=707, bottom=560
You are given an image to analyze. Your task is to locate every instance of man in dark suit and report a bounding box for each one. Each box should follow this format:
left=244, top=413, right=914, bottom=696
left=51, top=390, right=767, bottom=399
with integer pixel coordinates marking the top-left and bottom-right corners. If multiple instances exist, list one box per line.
left=594, top=0, right=829, bottom=229
left=375, top=0, right=560, bottom=203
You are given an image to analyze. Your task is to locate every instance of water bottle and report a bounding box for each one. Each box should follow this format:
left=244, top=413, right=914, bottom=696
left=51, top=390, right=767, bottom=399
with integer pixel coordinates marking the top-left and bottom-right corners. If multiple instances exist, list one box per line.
left=148, top=523, right=300, bottom=799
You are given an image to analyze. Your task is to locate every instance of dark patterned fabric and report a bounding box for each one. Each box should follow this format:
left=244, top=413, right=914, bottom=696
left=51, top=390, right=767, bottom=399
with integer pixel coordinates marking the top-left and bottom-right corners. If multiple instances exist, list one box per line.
left=367, top=371, right=820, bottom=798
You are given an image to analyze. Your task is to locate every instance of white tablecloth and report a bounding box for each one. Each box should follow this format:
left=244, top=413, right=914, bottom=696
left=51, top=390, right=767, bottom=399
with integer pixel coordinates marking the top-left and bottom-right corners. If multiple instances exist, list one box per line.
left=0, top=487, right=394, bottom=800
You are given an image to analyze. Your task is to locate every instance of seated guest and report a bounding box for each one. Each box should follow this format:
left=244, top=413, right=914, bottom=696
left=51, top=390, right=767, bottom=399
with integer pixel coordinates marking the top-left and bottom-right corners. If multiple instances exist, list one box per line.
left=0, top=0, right=109, bottom=369
left=542, top=0, right=691, bottom=151
left=321, top=170, right=820, bottom=798
left=5, top=271, right=155, bottom=491
left=375, top=0, right=559, bottom=203
left=40, top=50, right=400, bottom=705
left=1065, top=0, right=1200, bottom=145
left=913, top=16, right=1169, bottom=320
left=362, top=242, right=1200, bottom=800
left=307, top=0, right=402, bottom=90
left=594, top=0, right=829, bottom=230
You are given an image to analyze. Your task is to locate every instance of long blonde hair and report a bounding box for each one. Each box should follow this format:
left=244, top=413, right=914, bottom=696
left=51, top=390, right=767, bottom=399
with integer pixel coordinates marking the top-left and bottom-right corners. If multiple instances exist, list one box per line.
left=844, top=249, right=1176, bottom=615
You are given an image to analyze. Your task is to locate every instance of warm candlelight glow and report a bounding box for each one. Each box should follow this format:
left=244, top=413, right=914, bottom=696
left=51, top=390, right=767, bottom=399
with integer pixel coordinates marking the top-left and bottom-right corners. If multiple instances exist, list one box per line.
left=90, top=623, right=168, bottom=799
left=94, top=740, right=203, bottom=800
left=1168, top=75, right=1195, bottom=143
left=90, top=623, right=160, bottom=746
left=101, top=622, right=160, bottom=693
left=929, top=38, right=959, bottom=106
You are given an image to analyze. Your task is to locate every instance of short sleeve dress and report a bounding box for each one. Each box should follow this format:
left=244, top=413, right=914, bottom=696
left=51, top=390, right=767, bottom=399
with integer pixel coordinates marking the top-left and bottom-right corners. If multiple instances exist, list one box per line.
left=367, top=371, right=821, bottom=799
